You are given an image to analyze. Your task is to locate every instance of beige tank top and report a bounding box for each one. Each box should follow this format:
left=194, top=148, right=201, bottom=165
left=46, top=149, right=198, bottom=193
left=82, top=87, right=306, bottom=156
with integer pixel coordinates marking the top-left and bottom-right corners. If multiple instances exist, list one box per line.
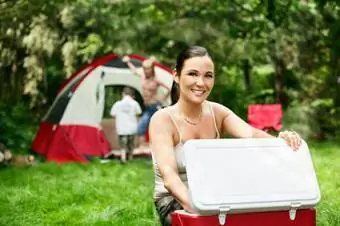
left=152, top=102, right=220, bottom=201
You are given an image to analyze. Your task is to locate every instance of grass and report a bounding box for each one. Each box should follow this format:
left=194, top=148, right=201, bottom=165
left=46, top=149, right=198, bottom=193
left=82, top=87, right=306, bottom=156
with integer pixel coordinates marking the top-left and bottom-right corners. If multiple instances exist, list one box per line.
left=0, top=159, right=158, bottom=226
left=309, top=141, right=340, bottom=226
left=0, top=141, right=339, bottom=226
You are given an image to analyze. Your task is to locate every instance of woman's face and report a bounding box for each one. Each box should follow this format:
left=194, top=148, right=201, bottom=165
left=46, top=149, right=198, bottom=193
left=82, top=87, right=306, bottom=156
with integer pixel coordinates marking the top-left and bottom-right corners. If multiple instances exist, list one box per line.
left=176, top=55, right=215, bottom=104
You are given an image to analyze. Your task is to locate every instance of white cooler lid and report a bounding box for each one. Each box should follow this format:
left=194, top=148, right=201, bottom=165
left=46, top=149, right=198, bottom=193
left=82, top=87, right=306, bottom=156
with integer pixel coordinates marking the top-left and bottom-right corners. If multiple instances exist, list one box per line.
left=183, top=138, right=321, bottom=216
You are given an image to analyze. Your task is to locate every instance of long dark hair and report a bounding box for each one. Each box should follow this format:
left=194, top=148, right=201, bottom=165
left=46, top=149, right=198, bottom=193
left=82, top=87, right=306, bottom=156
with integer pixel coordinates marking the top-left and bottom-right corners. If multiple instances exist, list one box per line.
left=170, top=45, right=210, bottom=105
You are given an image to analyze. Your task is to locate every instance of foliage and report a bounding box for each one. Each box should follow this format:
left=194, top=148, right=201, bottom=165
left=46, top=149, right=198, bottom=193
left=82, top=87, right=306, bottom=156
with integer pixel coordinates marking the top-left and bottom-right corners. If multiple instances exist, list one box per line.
left=1, top=0, right=340, bottom=149
left=283, top=104, right=319, bottom=139
left=0, top=102, right=38, bottom=153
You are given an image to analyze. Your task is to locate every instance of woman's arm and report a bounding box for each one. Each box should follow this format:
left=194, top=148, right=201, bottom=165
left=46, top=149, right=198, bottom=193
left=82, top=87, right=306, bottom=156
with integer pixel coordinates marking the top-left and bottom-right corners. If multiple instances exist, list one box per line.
left=212, top=102, right=272, bottom=138
left=122, top=56, right=141, bottom=77
left=149, top=110, right=195, bottom=213
left=212, top=102, right=301, bottom=150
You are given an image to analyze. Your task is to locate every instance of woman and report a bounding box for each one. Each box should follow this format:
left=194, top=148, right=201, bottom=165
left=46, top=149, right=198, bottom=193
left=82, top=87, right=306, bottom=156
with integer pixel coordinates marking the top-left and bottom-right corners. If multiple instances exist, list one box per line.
left=149, top=46, right=301, bottom=226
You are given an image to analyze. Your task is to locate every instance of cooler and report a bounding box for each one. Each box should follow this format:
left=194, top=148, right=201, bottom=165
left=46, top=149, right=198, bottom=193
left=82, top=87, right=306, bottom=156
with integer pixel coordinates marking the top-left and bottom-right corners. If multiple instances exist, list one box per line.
left=172, top=208, right=316, bottom=226
left=171, top=138, right=320, bottom=226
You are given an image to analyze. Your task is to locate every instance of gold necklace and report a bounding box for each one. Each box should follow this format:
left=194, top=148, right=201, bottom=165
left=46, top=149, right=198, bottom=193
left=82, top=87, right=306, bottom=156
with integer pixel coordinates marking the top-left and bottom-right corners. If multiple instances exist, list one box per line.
left=182, top=109, right=203, bottom=126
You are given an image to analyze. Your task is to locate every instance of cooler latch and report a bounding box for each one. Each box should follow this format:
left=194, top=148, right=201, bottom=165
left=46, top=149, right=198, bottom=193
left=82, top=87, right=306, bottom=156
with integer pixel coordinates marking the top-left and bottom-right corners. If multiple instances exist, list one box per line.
left=289, top=202, right=301, bottom=221
left=218, top=206, right=231, bottom=225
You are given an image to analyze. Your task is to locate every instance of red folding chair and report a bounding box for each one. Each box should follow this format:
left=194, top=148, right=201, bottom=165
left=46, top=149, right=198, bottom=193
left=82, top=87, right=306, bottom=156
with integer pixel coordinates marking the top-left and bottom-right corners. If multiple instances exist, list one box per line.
left=248, top=104, right=283, bottom=132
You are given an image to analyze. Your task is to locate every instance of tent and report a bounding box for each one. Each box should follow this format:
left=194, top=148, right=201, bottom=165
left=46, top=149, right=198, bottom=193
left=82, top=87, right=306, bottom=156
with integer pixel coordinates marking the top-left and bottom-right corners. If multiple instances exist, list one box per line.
left=32, top=53, right=173, bottom=163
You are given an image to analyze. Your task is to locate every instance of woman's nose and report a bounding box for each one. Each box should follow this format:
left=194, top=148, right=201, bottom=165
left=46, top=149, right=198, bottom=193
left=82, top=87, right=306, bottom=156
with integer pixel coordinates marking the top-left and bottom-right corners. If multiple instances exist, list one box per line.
left=195, top=76, right=204, bottom=86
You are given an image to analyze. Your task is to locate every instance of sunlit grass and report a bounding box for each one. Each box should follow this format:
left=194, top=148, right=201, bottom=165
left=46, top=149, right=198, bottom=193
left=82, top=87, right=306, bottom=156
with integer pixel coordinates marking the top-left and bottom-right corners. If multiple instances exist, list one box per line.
left=0, top=159, right=158, bottom=226
left=309, top=142, right=340, bottom=226
left=0, top=141, right=339, bottom=226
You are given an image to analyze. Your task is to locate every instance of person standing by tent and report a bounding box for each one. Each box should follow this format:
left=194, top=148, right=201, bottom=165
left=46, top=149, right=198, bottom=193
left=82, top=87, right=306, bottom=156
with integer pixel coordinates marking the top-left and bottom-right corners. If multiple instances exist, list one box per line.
left=122, top=56, right=171, bottom=150
left=148, top=45, right=302, bottom=226
left=110, top=86, right=142, bottom=163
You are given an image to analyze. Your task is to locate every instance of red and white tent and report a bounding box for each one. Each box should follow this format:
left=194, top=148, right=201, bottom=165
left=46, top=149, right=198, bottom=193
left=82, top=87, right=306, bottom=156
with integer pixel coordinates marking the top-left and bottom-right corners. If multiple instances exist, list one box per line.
left=32, top=53, right=173, bottom=163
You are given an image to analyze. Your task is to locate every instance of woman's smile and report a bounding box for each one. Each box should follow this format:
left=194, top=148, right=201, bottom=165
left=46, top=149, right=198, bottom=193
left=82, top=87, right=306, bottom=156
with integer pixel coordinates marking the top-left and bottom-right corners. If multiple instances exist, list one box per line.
left=191, top=89, right=206, bottom=96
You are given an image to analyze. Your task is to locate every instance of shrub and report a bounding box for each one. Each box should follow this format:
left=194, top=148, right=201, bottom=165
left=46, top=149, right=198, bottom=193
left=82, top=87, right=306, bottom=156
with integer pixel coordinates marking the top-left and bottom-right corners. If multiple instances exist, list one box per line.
left=0, top=102, right=38, bottom=154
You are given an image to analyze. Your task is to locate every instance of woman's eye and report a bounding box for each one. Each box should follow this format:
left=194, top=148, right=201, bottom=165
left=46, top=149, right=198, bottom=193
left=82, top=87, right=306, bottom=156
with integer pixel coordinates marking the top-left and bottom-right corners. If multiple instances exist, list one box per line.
left=206, top=73, right=214, bottom=78
left=188, top=72, right=197, bottom=76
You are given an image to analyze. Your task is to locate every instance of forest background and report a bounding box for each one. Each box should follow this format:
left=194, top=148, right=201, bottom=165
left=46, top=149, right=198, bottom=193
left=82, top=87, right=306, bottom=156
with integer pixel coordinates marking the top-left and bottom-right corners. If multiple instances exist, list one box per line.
left=1, top=0, right=340, bottom=153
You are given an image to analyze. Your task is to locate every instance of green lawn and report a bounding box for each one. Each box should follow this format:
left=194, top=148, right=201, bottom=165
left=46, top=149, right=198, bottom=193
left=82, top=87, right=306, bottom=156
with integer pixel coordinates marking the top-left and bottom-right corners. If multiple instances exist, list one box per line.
left=0, top=159, right=158, bottom=226
left=0, top=141, right=339, bottom=226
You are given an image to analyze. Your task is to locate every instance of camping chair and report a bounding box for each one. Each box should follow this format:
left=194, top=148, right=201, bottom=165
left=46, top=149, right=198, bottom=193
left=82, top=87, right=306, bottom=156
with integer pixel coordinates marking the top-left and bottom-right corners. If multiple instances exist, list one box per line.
left=247, top=104, right=283, bottom=132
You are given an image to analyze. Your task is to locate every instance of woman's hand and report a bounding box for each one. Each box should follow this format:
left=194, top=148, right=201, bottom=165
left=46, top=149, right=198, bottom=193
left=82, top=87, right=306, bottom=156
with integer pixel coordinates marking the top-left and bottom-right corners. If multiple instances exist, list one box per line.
left=183, top=203, right=196, bottom=214
left=278, top=130, right=302, bottom=151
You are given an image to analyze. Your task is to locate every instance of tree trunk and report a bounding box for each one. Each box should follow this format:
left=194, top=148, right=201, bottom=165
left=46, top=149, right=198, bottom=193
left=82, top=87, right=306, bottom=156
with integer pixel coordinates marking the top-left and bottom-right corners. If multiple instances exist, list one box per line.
left=242, top=59, right=251, bottom=92
left=329, top=48, right=340, bottom=106
left=11, top=60, right=20, bottom=103
left=274, top=58, right=286, bottom=105
left=267, top=0, right=286, bottom=105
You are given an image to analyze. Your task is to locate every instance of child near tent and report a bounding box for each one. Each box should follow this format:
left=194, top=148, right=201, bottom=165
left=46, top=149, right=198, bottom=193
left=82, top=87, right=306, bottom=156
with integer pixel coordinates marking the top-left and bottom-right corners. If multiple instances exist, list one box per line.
left=122, top=56, right=171, bottom=151
left=110, top=86, right=142, bottom=163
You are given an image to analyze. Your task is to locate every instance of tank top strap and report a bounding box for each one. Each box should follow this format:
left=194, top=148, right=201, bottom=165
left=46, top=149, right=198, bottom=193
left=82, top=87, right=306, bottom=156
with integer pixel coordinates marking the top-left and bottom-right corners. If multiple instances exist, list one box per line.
left=165, top=110, right=183, bottom=143
left=208, top=102, right=220, bottom=138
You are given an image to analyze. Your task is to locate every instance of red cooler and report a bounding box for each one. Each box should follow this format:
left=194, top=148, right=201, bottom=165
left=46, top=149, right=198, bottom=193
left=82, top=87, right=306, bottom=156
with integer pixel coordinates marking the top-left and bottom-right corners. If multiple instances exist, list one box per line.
left=172, top=138, right=320, bottom=226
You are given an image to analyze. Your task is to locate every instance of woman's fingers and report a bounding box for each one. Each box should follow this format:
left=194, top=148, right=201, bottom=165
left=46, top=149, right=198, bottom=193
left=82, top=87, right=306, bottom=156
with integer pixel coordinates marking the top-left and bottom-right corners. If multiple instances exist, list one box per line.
left=291, top=131, right=301, bottom=150
left=278, top=131, right=301, bottom=151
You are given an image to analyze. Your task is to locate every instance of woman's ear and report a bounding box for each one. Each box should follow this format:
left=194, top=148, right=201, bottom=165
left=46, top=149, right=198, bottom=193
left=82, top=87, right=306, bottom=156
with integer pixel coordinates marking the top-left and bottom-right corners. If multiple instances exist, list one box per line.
left=173, top=69, right=179, bottom=84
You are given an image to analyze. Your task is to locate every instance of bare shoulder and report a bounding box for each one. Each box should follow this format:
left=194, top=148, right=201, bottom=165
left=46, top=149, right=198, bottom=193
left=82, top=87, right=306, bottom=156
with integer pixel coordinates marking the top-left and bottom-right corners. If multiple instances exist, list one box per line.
left=150, top=108, right=168, bottom=123
left=149, top=107, right=174, bottom=131
left=207, top=101, right=232, bottom=117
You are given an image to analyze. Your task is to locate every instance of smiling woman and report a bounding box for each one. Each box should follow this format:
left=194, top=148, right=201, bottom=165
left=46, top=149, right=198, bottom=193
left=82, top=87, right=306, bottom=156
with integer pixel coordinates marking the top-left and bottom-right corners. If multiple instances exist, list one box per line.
left=148, top=45, right=302, bottom=226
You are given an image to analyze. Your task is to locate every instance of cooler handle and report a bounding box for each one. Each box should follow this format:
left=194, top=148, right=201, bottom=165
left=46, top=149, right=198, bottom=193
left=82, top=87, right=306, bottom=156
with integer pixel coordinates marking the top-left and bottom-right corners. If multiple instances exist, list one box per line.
left=289, top=202, right=301, bottom=220
left=218, top=206, right=231, bottom=225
